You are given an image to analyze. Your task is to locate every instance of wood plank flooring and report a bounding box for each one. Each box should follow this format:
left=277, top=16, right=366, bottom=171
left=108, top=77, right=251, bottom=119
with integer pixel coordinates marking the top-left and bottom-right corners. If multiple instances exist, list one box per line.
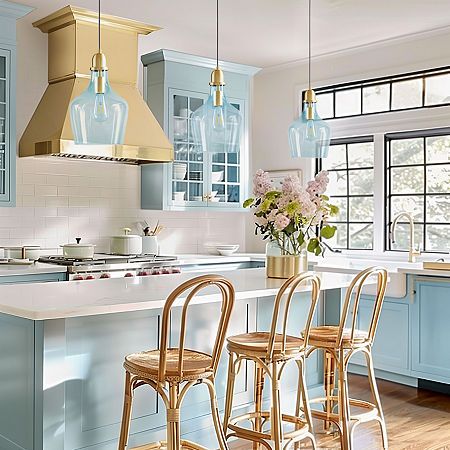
left=230, top=374, right=450, bottom=450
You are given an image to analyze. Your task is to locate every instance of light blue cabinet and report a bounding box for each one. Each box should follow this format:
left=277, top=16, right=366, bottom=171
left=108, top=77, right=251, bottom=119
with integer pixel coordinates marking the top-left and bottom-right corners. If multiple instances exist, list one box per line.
left=0, top=1, right=33, bottom=206
left=140, top=50, right=259, bottom=211
left=350, top=295, right=410, bottom=374
left=411, top=278, right=450, bottom=383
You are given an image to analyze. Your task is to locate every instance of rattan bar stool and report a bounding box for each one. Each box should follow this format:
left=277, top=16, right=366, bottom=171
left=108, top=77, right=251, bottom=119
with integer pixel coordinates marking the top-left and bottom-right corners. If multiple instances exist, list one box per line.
left=118, top=274, right=235, bottom=450
left=305, top=266, right=388, bottom=450
left=222, top=273, right=321, bottom=450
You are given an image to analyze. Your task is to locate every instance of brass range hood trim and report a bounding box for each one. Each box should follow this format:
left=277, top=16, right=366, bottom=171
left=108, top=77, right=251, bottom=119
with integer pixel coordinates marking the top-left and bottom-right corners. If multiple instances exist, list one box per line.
left=19, top=5, right=173, bottom=165
left=35, top=140, right=174, bottom=164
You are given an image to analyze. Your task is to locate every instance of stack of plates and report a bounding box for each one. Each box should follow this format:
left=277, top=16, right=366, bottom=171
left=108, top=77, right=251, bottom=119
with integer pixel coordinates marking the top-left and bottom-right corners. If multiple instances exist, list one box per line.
left=173, top=163, right=187, bottom=180
left=215, top=244, right=240, bottom=256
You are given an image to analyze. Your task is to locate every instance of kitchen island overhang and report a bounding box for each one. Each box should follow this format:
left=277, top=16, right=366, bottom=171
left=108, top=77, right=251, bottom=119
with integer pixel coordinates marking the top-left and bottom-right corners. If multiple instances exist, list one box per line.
left=0, top=268, right=374, bottom=450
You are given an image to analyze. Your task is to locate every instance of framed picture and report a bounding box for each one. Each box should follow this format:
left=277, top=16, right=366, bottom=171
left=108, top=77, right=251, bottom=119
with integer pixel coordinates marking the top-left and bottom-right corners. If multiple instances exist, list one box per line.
left=266, top=169, right=303, bottom=189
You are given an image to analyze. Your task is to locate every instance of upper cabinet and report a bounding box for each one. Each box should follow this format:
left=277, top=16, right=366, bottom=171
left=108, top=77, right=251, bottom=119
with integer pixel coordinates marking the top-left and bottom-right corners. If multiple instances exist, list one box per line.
left=0, top=1, right=32, bottom=206
left=141, top=49, right=260, bottom=210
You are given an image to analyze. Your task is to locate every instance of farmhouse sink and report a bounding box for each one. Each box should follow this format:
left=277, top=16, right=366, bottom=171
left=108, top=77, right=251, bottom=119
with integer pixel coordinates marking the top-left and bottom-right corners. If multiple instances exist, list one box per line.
left=312, top=258, right=416, bottom=298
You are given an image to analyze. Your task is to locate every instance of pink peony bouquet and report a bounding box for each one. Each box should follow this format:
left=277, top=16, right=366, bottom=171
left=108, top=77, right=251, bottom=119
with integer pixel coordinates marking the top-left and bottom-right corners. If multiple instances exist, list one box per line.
left=244, top=170, right=339, bottom=256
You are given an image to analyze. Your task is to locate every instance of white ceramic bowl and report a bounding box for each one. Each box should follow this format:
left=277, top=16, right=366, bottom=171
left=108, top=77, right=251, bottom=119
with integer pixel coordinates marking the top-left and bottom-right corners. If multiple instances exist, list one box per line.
left=217, top=247, right=239, bottom=256
left=211, top=171, right=224, bottom=183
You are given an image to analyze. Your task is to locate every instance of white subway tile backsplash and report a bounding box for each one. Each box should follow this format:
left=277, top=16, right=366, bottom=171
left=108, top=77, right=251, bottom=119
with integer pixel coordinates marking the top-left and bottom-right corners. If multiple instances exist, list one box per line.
left=2, top=159, right=246, bottom=253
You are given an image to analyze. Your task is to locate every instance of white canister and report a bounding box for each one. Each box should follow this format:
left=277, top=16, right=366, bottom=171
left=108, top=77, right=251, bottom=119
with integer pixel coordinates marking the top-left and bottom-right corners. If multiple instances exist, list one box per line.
left=110, top=228, right=142, bottom=255
left=142, top=236, right=159, bottom=255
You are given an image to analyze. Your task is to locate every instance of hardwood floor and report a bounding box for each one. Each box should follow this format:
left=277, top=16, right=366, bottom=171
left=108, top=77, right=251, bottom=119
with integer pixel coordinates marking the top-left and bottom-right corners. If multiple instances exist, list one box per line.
left=229, top=374, right=450, bottom=450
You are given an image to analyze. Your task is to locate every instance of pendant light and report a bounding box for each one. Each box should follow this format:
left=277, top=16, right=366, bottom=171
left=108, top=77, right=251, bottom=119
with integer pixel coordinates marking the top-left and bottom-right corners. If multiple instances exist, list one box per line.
left=288, top=0, right=330, bottom=158
left=70, top=0, right=128, bottom=145
left=191, top=0, right=242, bottom=153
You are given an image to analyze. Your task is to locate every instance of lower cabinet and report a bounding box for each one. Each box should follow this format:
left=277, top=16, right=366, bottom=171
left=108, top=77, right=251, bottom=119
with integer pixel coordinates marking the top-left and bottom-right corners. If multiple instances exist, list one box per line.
left=351, top=296, right=410, bottom=374
left=411, top=278, right=450, bottom=382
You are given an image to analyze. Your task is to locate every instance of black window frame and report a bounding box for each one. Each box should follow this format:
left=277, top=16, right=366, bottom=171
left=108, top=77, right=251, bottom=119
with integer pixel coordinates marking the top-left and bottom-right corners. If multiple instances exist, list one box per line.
left=317, top=135, right=375, bottom=251
left=385, top=127, right=450, bottom=254
left=304, top=65, right=450, bottom=120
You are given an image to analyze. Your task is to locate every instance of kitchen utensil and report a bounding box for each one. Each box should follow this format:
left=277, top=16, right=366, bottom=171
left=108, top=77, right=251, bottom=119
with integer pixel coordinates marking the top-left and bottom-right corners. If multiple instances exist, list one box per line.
left=60, top=238, right=95, bottom=259
left=142, top=236, right=159, bottom=255
left=173, top=191, right=186, bottom=201
left=110, top=228, right=143, bottom=255
left=212, top=171, right=224, bottom=182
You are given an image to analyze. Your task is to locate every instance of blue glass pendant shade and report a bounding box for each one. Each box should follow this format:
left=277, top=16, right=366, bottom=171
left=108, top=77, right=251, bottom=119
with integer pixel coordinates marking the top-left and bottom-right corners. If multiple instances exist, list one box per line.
left=288, top=100, right=331, bottom=158
left=70, top=68, right=128, bottom=145
left=191, top=84, right=242, bottom=153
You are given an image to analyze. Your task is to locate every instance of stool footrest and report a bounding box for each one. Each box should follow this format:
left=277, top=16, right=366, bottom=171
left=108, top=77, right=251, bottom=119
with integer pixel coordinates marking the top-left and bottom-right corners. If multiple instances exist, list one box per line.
left=130, top=440, right=208, bottom=450
left=309, top=396, right=380, bottom=424
left=228, top=411, right=310, bottom=441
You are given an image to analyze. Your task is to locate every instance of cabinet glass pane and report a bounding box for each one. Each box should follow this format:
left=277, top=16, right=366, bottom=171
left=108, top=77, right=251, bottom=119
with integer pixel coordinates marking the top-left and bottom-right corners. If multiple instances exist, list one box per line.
left=212, top=183, right=225, bottom=203
left=188, top=182, right=203, bottom=202
left=173, top=95, right=189, bottom=117
left=174, top=143, right=188, bottom=161
left=173, top=118, right=188, bottom=141
left=227, top=153, right=239, bottom=164
left=425, top=73, right=450, bottom=105
left=172, top=181, right=187, bottom=202
left=0, top=80, right=5, bottom=103
left=0, top=103, right=4, bottom=118
left=227, top=185, right=240, bottom=203
left=0, top=57, right=5, bottom=79
left=227, top=166, right=239, bottom=183
left=392, top=79, right=422, bottom=110
left=212, top=153, right=225, bottom=163
left=0, top=170, right=4, bottom=195
left=190, top=97, right=204, bottom=113
left=335, top=88, right=361, bottom=117
left=362, top=84, right=389, bottom=114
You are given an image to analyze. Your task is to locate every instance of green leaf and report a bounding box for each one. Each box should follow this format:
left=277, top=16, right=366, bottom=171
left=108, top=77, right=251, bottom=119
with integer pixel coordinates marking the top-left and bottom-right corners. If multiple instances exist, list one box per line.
left=284, top=222, right=295, bottom=235
left=265, top=190, right=280, bottom=200
left=320, top=225, right=337, bottom=239
left=314, top=245, right=322, bottom=256
left=297, top=231, right=305, bottom=246
left=307, top=238, right=319, bottom=253
left=329, top=204, right=339, bottom=216
left=243, top=198, right=254, bottom=208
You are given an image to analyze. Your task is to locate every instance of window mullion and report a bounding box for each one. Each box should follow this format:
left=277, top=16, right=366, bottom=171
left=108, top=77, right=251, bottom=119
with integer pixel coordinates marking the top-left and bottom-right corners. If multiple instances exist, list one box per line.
left=373, top=133, right=385, bottom=253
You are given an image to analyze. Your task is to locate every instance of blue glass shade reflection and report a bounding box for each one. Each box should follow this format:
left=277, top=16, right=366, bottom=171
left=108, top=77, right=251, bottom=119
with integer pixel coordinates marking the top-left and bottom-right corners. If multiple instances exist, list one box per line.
left=288, top=102, right=331, bottom=158
left=70, top=70, right=128, bottom=145
left=191, top=86, right=242, bottom=153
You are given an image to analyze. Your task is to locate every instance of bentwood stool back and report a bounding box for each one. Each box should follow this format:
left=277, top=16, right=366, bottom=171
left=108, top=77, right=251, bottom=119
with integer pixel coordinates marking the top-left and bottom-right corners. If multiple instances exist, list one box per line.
left=223, top=273, right=321, bottom=450
left=118, top=274, right=235, bottom=450
left=306, top=266, right=388, bottom=450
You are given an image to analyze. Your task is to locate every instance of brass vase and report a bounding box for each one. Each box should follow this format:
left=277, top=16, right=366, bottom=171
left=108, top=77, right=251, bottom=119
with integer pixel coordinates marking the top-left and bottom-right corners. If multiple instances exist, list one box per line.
left=266, top=253, right=308, bottom=279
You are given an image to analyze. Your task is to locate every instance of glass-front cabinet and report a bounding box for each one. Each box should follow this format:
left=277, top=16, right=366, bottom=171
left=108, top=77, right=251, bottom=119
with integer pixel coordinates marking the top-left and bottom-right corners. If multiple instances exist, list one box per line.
left=0, top=49, right=10, bottom=202
left=141, top=50, right=259, bottom=211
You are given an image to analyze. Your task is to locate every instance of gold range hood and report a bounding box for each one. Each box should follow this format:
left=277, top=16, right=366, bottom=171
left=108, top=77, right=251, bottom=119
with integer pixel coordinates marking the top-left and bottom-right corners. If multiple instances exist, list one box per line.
left=19, top=5, right=173, bottom=164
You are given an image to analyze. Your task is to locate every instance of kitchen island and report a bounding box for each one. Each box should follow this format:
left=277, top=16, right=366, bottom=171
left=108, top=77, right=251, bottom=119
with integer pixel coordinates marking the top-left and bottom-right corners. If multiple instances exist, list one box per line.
left=0, top=268, right=363, bottom=450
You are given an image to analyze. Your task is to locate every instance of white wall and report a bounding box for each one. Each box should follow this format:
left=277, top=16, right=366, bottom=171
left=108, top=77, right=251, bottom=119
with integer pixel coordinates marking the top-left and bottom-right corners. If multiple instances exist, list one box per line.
left=248, top=27, right=450, bottom=252
left=3, top=14, right=246, bottom=254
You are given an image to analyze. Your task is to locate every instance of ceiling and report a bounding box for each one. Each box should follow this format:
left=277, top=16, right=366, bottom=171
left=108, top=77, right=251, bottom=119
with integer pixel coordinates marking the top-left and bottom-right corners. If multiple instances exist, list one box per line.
left=19, top=0, right=450, bottom=68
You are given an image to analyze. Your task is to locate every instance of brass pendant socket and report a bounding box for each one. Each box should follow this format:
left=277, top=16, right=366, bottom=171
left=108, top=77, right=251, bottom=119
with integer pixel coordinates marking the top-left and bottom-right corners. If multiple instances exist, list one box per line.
left=91, top=52, right=108, bottom=71
left=94, top=74, right=106, bottom=94
left=306, top=103, right=314, bottom=120
left=303, top=89, right=317, bottom=103
left=213, top=89, right=223, bottom=107
left=209, top=68, right=225, bottom=86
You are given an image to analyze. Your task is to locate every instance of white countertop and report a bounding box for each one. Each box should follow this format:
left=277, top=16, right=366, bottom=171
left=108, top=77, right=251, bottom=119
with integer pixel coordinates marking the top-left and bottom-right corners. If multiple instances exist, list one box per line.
left=0, top=268, right=358, bottom=321
left=0, top=262, right=66, bottom=277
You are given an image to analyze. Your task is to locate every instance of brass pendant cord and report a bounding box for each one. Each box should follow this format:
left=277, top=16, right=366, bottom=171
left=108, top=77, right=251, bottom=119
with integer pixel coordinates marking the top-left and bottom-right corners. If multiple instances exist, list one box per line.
left=308, top=0, right=311, bottom=91
left=216, top=0, right=219, bottom=69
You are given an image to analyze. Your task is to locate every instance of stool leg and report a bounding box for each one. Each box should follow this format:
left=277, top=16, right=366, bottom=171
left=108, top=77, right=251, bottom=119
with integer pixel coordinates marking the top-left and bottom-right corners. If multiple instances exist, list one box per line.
left=223, top=352, right=237, bottom=435
left=270, top=361, right=283, bottom=450
left=206, top=377, right=229, bottom=450
left=253, top=364, right=265, bottom=450
left=337, top=351, right=351, bottom=450
left=365, top=350, right=388, bottom=449
left=118, top=371, right=133, bottom=450
left=324, top=350, right=336, bottom=431
left=167, top=383, right=181, bottom=450
left=296, top=357, right=313, bottom=431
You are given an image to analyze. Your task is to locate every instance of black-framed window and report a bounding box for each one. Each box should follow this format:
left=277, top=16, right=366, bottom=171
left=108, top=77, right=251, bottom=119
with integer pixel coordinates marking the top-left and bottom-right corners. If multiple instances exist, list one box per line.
left=305, top=66, right=450, bottom=120
left=318, top=136, right=375, bottom=250
left=385, top=128, right=450, bottom=253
